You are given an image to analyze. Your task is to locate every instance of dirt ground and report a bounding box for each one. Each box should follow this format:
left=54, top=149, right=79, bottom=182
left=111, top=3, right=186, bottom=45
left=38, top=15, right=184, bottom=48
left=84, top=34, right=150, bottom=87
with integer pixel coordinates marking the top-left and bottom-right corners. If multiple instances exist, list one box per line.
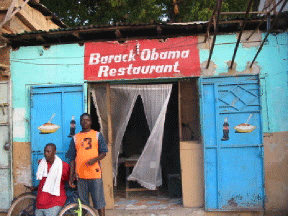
left=105, top=189, right=264, bottom=216
left=2, top=189, right=265, bottom=216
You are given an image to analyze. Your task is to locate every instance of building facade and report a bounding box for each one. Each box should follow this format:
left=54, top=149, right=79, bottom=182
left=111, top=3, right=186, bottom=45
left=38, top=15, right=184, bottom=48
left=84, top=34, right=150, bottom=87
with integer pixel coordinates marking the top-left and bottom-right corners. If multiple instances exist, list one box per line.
left=4, top=20, right=288, bottom=215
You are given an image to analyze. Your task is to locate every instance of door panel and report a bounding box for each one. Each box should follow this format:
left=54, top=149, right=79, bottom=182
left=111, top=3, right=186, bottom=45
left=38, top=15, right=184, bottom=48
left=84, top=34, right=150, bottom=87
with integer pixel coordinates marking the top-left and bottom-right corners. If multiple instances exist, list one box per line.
left=31, top=85, right=84, bottom=186
left=205, top=148, right=218, bottom=209
left=220, top=147, right=263, bottom=210
left=31, top=93, right=63, bottom=151
left=200, top=75, right=264, bottom=211
left=0, top=81, right=11, bottom=211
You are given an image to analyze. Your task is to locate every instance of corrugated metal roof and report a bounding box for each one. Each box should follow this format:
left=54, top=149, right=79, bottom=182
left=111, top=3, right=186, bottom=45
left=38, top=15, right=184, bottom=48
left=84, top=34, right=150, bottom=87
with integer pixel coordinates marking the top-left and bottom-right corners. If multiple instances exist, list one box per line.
left=3, top=12, right=288, bottom=48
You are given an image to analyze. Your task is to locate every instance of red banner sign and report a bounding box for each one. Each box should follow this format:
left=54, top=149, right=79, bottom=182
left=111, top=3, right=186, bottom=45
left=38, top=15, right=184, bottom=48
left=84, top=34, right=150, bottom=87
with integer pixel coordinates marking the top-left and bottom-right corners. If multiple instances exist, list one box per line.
left=84, top=36, right=200, bottom=81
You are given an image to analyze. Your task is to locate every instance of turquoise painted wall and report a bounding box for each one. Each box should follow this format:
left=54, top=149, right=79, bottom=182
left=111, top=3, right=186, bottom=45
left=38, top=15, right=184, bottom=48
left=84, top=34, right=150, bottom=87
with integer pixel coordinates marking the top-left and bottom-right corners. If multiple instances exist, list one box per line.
left=11, top=32, right=288, bottom=143
left=199, top=32, right=288, bottom=133
left=10, top=44, right=85, bottom=142
left=258, top=33, right=288, bottom=133
left=199, top=34, right=259, bottom=72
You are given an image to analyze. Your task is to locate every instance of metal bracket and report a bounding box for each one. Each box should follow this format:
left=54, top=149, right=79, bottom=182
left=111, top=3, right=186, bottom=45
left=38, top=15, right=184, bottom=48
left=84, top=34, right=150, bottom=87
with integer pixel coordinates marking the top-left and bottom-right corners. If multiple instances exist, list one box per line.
left=0, top=102, right=8, bottom=115
left=4, top=143, right=10, bottom=151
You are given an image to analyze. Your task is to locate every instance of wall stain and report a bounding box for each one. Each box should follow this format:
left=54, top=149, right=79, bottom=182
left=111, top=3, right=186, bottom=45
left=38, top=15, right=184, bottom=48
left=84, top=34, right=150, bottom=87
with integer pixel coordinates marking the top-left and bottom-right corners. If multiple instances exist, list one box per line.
left=239, top=31, right=262, bottom=48
left=14, top=165, right=32, bottom=185
left=228, top=198, right=238, bottom=207
left=200, top=60, right=261, bottom=77
left=201, top=60, right=217, bottom=76
left=218, top=61, right=261, bottom=76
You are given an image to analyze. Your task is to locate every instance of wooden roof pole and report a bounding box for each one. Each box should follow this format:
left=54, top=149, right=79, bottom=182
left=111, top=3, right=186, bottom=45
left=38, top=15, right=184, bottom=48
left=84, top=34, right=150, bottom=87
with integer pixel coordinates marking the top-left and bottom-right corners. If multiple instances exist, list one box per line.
left=250, top=0, right=288, bottom=67
left=204, top=3, right=219, bottom=43
left=246, top=0, right=285, bottom=41
left=206, top=0, right=223, bottom=69
left=230, top=0, right=254, bottom=69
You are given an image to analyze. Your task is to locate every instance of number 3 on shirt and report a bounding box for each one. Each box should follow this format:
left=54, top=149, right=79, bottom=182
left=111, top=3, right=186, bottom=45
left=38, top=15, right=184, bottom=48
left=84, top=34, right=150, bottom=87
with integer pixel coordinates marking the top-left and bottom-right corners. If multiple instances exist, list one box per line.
left=81, top=138, right=92, bottom=150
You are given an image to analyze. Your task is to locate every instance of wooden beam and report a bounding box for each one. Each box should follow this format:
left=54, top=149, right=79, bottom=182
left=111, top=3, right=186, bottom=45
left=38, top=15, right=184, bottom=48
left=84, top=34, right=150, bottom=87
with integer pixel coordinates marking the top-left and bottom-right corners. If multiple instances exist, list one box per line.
left=45, top=16, right=53, bottom=20
left=218, top=19, right=267, bottom=24
left=72, top=32, right=81, bottom=39
left=156, top=26, right=162, bottom=35
left=0, top=0, right=30, bottom=28
left=230, top=0, right=254, bottom=69
left=0, top=64, right=9, bottom=70
left=8, top=25, right=160, bottom=40
left=105, top=83, right=114, bottom=209
left=115, top=29, right=122, bottom=38
left=106, top=84, right=112, bottom=146
left=0, top=8, right=8, bottom=12
left=126, top=188, right=152, bottom=192
left=204, top=2, right=219, bottom=43
left=2, top=0, right=17, bottom=26
left=0, top=34, right=9, bottom=42
left=250, top=0, right=288, bottom=67
left=36, top=35, right=46, bottom=43
left=14, top=9, right=38, bottom=31
left=246, top=0, right=285, bottom=40
left=30, top=0, right=40, bottom=4
left=0, top=64, right=10, bottom=77
left=206, top=0, right=223, bottom=69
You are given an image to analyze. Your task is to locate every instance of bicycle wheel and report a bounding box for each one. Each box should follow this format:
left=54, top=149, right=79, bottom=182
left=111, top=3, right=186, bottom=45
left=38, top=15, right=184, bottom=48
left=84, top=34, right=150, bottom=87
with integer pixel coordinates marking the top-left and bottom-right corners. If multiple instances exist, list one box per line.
left=58, top=203, right=97, bottom=216
left=7, top=193, right=37, bottom=216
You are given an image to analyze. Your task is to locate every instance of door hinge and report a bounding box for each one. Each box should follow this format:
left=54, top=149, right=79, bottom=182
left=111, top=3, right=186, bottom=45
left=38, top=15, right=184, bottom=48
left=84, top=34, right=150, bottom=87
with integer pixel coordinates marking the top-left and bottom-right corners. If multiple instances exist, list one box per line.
left=0, top=103, right=8, bottom=115
left=30, top=88, right=34, bottom=108
left=31, top=150, right=41, bottom=153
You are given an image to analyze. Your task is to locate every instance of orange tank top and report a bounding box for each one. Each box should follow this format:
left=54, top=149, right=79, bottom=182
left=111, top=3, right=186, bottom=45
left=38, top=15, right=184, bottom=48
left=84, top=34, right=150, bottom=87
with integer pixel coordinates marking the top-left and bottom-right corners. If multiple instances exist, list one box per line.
left=74, top=130, right=102, bottom=179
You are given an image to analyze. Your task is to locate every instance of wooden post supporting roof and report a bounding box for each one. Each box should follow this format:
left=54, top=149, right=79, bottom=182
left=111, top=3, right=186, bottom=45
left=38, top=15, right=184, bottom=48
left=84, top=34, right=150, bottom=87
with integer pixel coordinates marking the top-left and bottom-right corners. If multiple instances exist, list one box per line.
left=246, top=0, right=285, bottom=41
left=230, top=0, right=254, bottom=69
left=206, top=0, right=223, bottom=69
left=250, top=0, right=288, bottom=67
left=104, top=83, right=114, bottom=209
left=204, top=3, right=219, bottom=43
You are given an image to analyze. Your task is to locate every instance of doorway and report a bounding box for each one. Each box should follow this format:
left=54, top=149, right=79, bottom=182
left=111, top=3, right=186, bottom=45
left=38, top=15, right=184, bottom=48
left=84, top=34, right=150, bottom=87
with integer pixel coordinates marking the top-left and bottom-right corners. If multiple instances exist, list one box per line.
left=199, top=75, right=264, bottom=211
left=89, top=79, right=202, bottom=210
left=114, top=84, right=181, bottom=198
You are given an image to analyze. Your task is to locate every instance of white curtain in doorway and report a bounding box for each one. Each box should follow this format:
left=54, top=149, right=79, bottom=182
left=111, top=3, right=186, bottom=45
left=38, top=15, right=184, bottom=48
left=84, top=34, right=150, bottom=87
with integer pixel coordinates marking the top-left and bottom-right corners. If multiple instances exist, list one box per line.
left=90, top=85, right=109, bottom=142
left=90, top=84, right=172, bottom=190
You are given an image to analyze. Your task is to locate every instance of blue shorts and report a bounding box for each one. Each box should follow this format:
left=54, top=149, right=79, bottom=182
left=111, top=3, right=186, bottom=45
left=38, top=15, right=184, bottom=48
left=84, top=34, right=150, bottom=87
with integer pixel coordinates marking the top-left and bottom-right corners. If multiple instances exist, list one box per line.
left=35, top=206, right=62, bottom=216
left=77, top=178, right=106, bottom=210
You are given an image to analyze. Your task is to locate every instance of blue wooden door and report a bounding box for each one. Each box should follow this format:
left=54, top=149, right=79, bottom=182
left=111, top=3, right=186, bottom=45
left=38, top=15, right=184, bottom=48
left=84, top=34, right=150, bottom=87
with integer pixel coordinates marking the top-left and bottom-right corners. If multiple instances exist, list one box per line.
left=30, top=85, right=84, bottom=185
left=199, top=75, right=264, bottom=211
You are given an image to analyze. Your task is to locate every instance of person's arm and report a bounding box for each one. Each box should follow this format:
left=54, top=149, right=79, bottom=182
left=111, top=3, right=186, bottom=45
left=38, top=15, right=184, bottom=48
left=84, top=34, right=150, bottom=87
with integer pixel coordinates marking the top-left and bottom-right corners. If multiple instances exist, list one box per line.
left=85, top=132, right=108, bottom=166
left=62, top=162, right=71, bottom=182
left=85, top=152, right=106, bottom=166
left=24, top=185, right=38, bottom=191
left=66, top=138, right=77, bottom=188
left=69, top=160, right=77, bottom=188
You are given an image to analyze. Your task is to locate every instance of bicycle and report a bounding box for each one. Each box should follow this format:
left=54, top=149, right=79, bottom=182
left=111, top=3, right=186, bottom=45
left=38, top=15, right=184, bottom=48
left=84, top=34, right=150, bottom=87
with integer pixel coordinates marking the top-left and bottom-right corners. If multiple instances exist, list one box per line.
left=7, top=186, right=96, bottom=216
left=7, top=192, right=37, bottom=216
left=58, top=198, right=96, bottom=216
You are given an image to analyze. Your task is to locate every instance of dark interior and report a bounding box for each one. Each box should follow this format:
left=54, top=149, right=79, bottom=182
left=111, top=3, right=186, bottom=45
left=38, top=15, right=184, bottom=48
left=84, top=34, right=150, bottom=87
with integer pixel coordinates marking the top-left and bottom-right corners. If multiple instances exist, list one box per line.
left=89, top=83, right=181, bottom=197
